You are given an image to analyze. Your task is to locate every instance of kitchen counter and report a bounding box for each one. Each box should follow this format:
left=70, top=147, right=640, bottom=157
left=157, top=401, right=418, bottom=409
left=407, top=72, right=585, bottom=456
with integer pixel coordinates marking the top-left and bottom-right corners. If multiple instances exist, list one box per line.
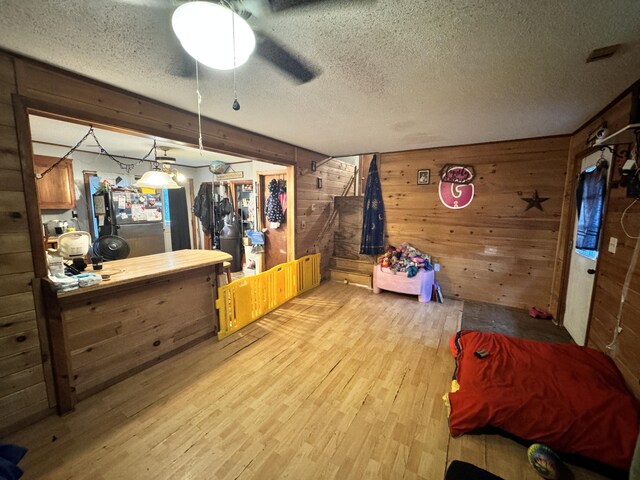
left=48, top=249, right=232, bottom=299
left=42, top=249, right=232, bottom=414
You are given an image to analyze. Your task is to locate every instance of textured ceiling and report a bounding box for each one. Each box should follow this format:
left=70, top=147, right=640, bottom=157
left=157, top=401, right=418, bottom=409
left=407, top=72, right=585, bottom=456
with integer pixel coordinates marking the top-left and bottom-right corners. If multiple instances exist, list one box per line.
left=2, top=0, right=640, bottom=156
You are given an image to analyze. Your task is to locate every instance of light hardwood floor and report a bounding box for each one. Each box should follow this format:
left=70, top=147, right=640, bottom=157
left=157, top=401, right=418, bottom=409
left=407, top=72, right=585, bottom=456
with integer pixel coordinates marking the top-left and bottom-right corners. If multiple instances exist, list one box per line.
left=7, top=282, right=608, bottom=479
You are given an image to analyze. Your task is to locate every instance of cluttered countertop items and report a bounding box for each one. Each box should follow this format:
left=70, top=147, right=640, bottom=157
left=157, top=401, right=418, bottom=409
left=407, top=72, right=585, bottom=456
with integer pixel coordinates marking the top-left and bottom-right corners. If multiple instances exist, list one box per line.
left=46, top=220, right=233, bottom=296
left=47, top=231, right=104, bottom=292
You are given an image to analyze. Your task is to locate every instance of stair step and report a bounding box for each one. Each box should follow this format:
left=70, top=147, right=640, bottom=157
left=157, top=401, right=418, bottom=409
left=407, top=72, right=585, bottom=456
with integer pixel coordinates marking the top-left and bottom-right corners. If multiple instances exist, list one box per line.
left=333, top=240, right=377, bottom=261
left=330, top=268, right=372, bottom=288
left=330, top=257, right=375, bottom=275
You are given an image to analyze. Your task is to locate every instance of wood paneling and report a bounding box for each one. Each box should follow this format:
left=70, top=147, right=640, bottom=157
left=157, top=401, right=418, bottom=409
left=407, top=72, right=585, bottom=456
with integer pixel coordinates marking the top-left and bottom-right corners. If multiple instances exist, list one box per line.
left=69, top=269, right=218, bottom=398
left=550, top=93, right=633, bottom=317
left=14, top=59, right=300, bottom=166
left=0, top=49, right=329, bottom=434
left=45, top=259, right=225, bottom=412
left=0, top=168, right=23, bottom=191
left=332, top=196, right=372, bottom=262
left=580, top=96, right=640, bottom=397
left=295, top=154, right=357, bottom=278
left=0, top=51, right=49, bottom=436
left=536, top=87, right=640, bottom=398
left=380, top=136, right=570, bottom=310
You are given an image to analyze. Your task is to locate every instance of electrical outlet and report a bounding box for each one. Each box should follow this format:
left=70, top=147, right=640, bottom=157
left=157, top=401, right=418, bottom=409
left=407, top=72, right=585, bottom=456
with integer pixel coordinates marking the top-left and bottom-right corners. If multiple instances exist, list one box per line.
left=434, top=263, right=441, bottom=272
left=608, top=237, right=617, bottom=254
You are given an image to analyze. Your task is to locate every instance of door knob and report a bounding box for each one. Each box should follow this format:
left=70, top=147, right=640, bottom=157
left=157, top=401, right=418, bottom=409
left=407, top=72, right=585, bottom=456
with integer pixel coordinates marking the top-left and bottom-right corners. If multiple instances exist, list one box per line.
left=587, top=269, right=596, bottom=275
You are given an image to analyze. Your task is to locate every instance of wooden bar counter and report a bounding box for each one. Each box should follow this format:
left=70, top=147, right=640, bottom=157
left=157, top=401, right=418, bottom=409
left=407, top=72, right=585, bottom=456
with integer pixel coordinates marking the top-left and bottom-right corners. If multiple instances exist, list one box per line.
left=42, top=250, right=232, bottom=414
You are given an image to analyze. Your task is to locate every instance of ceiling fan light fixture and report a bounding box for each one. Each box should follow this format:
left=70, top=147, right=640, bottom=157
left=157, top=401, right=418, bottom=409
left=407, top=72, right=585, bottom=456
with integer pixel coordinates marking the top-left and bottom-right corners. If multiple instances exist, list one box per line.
left=133, top=170, right=181, bottom=189
left=156, top=155, right=177, bottom=164
left=172, top=2, right=256, bottom=70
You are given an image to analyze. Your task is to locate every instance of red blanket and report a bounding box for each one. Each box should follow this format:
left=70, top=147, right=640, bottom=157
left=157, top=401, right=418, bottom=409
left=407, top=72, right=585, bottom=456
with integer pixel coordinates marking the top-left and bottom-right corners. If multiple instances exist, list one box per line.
left=448, top=330, right=640, bottom=470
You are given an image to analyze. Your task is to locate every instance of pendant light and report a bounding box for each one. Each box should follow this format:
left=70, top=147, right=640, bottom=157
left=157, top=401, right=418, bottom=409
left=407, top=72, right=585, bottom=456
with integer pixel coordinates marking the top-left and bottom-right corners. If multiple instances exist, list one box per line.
left=134, top=143, right=181, bottom=190
left=133, top=169, right=181, bottom=190
left=134, top=170, right=181, bottom=189
left=171, top=2, right=256, bottom=70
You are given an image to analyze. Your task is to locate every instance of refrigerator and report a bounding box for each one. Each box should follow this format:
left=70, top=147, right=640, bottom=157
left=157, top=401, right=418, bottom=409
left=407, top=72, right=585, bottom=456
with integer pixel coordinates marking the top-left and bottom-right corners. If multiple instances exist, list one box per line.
left=93, top=189, right=165, bottom=258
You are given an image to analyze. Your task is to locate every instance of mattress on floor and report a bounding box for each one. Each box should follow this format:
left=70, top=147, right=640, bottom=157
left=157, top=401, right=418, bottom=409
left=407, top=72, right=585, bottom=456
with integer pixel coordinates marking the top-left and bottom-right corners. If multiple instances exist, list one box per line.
left=446, top=330, right=640, bottom=471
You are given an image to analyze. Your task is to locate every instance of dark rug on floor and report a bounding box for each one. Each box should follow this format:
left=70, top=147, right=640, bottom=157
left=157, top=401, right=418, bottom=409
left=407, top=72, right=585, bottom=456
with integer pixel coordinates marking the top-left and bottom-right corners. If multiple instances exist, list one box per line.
left=461, top=301, right=573, bottom=343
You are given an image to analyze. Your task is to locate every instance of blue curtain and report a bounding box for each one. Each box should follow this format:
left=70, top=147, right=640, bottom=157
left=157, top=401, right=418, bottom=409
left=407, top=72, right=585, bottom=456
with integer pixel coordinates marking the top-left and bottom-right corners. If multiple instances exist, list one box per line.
left=360, top=155, right=385, bottom=254
left=575, top=167, right=607, bottom=251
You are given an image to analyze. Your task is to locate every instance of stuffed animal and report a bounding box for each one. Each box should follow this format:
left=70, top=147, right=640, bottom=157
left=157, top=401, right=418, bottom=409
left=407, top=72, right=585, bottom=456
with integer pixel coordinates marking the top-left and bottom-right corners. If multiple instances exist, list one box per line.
left=377, top=243, right=433, bottom=274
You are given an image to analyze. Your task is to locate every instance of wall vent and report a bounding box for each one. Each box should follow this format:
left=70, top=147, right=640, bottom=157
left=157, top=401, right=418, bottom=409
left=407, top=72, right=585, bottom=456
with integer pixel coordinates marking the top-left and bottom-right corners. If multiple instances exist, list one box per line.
left=586, top=44, right=621, bottom=63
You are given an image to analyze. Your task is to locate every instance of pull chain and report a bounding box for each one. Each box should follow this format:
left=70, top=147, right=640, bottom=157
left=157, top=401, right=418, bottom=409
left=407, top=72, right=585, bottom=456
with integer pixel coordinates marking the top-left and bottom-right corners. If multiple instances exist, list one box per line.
left=231, top=9, right=240, bottom=111
left=195, top=60, right=204, bottom=153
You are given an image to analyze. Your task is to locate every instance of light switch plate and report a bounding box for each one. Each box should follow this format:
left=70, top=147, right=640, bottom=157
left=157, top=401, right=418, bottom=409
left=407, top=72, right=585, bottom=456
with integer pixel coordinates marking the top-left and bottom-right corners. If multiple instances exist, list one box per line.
left=434, top=263, right=441, bottom=272
left=608, top=237, right=617, bottom=254
left=311, top=203, right=316, bottom=212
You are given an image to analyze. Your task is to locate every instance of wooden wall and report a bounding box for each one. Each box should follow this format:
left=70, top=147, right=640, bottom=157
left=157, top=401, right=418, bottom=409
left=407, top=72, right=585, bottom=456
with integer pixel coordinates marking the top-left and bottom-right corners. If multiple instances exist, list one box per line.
left=550, top=94, right=633, bottom=317
left=0, top=52, right=50, bottom=435
left=569, top=93, right=640, bottom=397
left=295, top=156, right=357, bottom=277
left=380, top=136, right=570, bottom=310
left=0, top=50, right=330, bottom=435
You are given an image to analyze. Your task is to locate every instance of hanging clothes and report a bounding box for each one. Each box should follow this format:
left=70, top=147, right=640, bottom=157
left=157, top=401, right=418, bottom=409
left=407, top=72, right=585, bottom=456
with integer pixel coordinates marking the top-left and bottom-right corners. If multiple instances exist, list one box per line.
left=279, top=184, right=287, bottom=215
left=575, top=167, right=607, bottom=251
left=265, top=178, right=284, bottom=227
left=360, top=155, right=386, bottom=254
left=193, top=183, right=213, bottom=233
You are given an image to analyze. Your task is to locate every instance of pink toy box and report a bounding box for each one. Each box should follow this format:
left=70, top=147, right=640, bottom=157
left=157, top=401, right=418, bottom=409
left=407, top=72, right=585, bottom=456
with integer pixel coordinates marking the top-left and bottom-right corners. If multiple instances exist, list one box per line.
left=372, top=265, right=434, bottom=302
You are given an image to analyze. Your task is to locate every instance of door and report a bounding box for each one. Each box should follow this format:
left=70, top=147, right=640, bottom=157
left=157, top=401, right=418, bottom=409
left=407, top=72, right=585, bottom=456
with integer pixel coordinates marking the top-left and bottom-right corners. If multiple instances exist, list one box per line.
left=563, top=149, right=611, bottom=345
left=168, top=187, right=192, bottom=250
left=259, top=172, right=288, bottom=270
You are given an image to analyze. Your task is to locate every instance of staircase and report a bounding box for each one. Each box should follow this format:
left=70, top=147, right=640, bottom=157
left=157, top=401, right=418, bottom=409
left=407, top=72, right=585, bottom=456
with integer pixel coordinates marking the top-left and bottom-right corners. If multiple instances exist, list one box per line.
left=329, top=196, right=376, bottom=287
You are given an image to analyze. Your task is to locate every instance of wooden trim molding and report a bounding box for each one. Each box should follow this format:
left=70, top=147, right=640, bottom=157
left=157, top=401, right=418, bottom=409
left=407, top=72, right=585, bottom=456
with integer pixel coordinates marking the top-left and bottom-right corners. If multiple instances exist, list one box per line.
left=41, top=282, right=75, bottom=414
left=11, top=54, right=324, bottom=165
left=13, top=95, right=47, bottom=278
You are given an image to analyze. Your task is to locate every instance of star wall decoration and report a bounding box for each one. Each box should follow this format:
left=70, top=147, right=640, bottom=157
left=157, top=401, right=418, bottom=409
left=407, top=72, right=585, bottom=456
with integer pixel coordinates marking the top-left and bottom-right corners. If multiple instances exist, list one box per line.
left=521, top=190, right=549, bottom=211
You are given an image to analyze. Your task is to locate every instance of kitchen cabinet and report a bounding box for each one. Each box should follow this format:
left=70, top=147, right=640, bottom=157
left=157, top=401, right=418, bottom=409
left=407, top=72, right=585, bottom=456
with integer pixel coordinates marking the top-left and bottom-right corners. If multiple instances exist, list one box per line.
left=34, top=155, right=76, bottom=210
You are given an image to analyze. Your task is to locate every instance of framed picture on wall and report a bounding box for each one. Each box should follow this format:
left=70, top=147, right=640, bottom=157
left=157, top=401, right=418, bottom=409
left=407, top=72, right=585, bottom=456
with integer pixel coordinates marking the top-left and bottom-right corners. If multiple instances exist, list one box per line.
left=417, top=169, right=430, bottom=185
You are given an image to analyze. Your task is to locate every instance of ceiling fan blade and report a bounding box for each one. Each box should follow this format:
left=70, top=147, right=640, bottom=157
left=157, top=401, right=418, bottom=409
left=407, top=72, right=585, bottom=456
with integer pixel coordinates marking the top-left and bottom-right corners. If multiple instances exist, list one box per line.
left=254, top=32, right=318, bottom=84
left=265, top=0, right=374, bottom=13
left=266, top=0, right=333, bottom=12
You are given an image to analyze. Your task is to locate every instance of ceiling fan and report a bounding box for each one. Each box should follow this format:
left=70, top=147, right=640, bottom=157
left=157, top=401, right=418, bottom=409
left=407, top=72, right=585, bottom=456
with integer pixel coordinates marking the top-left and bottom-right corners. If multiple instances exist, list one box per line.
left=167, top=0, right=372, bottom=84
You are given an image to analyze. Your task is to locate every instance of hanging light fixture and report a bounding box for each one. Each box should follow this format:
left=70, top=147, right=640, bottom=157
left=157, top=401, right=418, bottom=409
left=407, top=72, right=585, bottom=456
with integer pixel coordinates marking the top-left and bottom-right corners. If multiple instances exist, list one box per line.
left=133, top=169, right=181, bottom=189
left=134, top=143, right=181, bottom=190
left=171, top=1, right=256, bottom=70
